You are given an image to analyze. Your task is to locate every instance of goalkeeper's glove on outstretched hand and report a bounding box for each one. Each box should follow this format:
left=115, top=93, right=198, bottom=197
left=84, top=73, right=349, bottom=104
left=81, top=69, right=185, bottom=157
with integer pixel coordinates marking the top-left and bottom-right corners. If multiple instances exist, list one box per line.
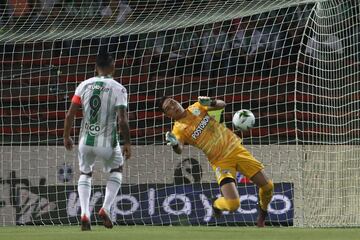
left=166, top=131, right=179, bottom=146
left=198, top=96, right=213, bottom=106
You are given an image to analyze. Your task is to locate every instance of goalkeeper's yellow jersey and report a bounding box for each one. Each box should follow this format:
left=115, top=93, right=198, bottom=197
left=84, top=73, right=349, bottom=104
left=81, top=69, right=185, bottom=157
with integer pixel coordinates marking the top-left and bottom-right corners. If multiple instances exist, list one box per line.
left=172, top=102, right=241, bottom=163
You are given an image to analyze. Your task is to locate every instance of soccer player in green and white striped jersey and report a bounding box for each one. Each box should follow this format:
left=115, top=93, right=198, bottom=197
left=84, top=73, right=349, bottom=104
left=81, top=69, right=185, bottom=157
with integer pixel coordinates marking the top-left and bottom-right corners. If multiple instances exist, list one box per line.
left=63, top=51, right=131, bottom=231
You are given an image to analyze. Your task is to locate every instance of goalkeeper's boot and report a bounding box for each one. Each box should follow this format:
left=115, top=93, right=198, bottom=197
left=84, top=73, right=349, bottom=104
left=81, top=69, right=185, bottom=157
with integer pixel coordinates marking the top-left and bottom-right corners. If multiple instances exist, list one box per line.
left=99, top=208, right=113, bottom=229
left=212, top=199, right=223, bottom=219
left=80, top=215, right=91, bottom=231
left=256, top=204, right=268, bottom=227
left=212, top=205, right=223, bottom=219
left=211, top=198, right=222, bottom=218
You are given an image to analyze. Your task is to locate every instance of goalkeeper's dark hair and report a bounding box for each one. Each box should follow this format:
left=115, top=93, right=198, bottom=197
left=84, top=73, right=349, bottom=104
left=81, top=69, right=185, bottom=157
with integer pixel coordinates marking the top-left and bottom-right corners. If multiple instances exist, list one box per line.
left=96, top=51, right=114, bottom=69
left=157, top=96, right=170, bottom=112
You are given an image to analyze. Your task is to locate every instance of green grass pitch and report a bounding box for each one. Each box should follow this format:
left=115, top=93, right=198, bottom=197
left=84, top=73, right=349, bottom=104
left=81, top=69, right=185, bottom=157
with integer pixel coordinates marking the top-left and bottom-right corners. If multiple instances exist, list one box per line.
left=1, top=226, right=359, bottom=240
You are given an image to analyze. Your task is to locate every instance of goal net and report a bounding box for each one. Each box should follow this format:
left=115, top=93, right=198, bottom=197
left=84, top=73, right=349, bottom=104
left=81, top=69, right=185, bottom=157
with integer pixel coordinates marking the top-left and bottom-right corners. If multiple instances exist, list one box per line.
left=1, top=0, right=359, bottom=227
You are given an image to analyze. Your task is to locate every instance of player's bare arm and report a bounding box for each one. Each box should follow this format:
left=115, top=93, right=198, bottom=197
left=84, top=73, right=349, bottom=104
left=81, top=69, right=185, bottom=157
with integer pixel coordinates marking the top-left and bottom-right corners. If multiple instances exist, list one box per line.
left=198, top=96, right=226, bottom=111
left=117, top=107, right=131, bottom=160
left=63, top=102, right=81, bottom=151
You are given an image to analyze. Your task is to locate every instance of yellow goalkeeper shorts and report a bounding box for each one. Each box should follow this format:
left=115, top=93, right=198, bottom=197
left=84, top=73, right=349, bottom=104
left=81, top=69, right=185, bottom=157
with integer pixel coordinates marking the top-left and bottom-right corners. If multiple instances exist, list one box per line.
left=211, top=144, right=264, bottom=185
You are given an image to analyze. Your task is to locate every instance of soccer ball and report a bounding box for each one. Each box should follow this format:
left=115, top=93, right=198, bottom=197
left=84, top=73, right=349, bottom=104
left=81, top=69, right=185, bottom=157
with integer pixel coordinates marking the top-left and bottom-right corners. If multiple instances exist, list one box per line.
left=232, top=109, right=255, bottom=131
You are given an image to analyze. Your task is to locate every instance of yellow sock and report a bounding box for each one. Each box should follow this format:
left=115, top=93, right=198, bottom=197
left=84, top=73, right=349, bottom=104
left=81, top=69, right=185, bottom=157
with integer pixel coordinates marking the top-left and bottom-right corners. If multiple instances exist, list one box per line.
left=259, top=180, right=274, bottom=211
left=214, top=197, right=240, bottom=212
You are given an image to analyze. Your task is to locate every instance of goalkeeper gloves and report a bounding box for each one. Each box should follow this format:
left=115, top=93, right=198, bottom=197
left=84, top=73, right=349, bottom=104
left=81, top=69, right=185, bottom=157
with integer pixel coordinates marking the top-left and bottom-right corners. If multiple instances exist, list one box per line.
left=198, top=96, right=214, bottom=106
left=165, top=131, right=179, bottom=146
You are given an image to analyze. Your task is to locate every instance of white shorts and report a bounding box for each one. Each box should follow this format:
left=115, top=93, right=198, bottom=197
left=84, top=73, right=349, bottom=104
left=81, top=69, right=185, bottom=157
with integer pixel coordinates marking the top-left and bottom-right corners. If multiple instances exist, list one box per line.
left=78, top=143, right=124, bottom=173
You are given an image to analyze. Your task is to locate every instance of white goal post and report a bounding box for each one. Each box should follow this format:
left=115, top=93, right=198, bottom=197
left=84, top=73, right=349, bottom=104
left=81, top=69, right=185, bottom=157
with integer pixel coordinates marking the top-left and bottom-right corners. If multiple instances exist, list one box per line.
left=1, top=0, right=360, bottom=227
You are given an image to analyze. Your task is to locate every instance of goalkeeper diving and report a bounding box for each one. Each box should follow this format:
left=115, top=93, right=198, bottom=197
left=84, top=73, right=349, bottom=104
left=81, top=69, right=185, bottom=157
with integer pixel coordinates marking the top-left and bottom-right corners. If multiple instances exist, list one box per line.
left=158, top=96, right=274, bottom=227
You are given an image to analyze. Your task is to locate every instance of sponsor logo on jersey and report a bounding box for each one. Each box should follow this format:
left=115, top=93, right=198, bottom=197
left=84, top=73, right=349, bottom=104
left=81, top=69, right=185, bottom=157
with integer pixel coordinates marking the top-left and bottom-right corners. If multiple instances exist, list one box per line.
left=191, top=115, right=210, bottom=140
left=88, top=84, right=110, bottom=92
left=85, top=122, right=101, bottom=136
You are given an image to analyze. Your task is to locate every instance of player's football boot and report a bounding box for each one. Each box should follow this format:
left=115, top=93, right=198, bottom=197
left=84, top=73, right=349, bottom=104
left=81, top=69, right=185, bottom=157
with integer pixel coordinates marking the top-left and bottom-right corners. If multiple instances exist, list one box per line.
left=80, top=215, right=91, bottom=231
left=212, top=205, right=223, bottom=219
left=211, top=199, right=223, bottom=219
left=256, top=204, right=268, bottom=227
left=99, top=208, right=113, bottom=229
left=211, top=198, right=222, bottom=218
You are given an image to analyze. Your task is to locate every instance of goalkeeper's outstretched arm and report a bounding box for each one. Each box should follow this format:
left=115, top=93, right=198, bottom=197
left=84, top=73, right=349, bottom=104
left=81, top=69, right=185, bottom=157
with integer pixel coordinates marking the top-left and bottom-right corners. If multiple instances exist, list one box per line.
left=166, top=131, right=183, bottom=154
left=198, top=96, right=226, bottom=111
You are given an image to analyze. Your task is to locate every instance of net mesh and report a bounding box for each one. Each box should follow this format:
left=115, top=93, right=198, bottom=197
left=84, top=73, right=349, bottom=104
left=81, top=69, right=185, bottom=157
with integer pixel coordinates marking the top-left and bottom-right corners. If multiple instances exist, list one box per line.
left=296, top=0, right=360, bottom=226
left=1, top=0, right=359, bottom=227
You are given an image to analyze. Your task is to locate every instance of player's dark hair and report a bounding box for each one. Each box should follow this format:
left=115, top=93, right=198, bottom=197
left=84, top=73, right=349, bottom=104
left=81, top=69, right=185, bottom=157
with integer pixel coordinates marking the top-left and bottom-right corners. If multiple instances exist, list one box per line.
left=157, top=96, right=170, bottom=112
left=96, top=51, right=114, bottom=69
